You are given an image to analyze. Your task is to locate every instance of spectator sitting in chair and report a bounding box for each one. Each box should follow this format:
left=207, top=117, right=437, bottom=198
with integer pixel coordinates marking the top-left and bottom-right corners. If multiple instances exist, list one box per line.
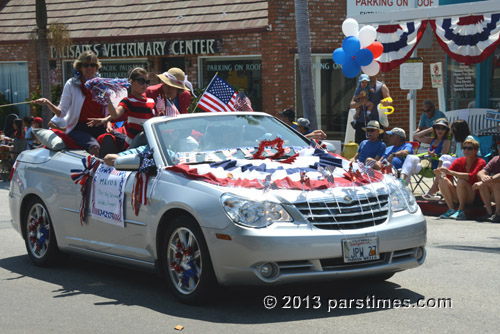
left=351, top=120, right=386, bottom=164
left=473, top=154, right=500, bottom=223
left=374, top=127, right=413, bottom=171
left=415, top=99, right=447, bottom=134
left=296, top=118, right=310, bottom=136
left=400, top=118, right=451, bottom=199
left=437, top=138, right=486, bottom=220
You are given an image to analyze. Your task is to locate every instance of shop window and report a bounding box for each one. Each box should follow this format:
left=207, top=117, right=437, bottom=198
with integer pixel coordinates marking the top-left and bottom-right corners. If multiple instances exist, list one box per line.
left=447, top=59, right=475, bottom=110
left=490, top=45, right=500, bottom=109
left=295, top=56, right=356, bottom=141
left=199, top=57, right=262, bottom=111
left=0, top=62, right=29, bottom=117
left=62, top=59, right=148, bottom=83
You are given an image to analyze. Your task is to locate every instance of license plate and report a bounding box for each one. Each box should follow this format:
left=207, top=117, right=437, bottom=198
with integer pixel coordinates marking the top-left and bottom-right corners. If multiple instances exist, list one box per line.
left=343, top=237, right=380, bottom=263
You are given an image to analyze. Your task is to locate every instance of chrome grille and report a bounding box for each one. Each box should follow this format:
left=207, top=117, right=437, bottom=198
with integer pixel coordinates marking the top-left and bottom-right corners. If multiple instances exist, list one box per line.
left=294, top=194, right=389, bottom=230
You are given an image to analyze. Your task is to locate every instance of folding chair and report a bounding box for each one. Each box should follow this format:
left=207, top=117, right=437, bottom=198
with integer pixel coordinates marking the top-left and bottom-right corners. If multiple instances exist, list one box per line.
left=477, top=135, right=494, bottom=162
left=411, top=154, right=439, bottom=194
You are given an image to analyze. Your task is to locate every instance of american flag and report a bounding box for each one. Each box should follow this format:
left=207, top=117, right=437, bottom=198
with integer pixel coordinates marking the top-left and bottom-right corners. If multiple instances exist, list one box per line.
left=198, top=75, right=237, bottom=112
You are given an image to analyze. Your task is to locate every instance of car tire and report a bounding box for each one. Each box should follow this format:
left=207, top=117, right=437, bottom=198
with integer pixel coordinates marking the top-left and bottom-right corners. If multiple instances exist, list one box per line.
left=160, top=215, right=217, bottom=305
left=23, top=198, right=61, bottom=266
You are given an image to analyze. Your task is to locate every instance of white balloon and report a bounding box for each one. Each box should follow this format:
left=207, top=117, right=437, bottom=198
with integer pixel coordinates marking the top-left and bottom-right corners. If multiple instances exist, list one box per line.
left=358, top=25, right=377, bottom=48
left=342, top=18, right=359, bottom=37
left=362, top=60, right=380, bottom=76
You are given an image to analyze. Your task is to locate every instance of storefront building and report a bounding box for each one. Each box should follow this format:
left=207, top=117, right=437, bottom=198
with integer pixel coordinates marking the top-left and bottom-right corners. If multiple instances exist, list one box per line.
left=0, top=0, right=499, bottom=140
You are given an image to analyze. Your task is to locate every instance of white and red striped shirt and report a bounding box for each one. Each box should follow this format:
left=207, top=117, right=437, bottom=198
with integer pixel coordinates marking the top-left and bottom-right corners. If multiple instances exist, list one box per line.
left=118, top=94, right=155, bottom=148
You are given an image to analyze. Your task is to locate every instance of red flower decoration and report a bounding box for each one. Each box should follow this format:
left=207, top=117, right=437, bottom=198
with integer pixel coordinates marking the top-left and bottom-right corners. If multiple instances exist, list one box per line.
left=252, top=137, right=285, bottom=160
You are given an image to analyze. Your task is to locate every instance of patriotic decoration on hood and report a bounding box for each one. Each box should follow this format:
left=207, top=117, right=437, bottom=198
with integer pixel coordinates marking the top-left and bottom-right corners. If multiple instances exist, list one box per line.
left=70, top=155, right=101, bottom=224
left=375, top=21, right=428, bottom=73
left=198, top=75, right=237, bottom=112
left=166, top=147, right=383, bottom=190
left=84, top=77, right=130, bottom=105
left=430, top=14, right=500, bottom=65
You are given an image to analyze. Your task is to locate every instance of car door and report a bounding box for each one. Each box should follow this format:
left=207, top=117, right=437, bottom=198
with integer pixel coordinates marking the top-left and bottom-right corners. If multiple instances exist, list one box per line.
left=83, top=167, right=157, bottom=264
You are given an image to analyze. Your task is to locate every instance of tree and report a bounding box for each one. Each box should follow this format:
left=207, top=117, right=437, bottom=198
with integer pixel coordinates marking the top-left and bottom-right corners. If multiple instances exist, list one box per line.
left=36, top=0, right=51, bottom=129
left=294, top=0, right=317, bottom=130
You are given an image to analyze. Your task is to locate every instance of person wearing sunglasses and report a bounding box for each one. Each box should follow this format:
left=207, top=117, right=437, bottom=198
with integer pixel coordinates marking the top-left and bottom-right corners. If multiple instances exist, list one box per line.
left=415, top=100, right=446, bottom=134
left=350, top=120, right=386, bottom=164
left=145, top=67, right=194, bottom=116
left=34, top=51, right=109, bottom=157
left=89, top=67, right=155, bottom=152
left=436, top=138, right=486, bottom=220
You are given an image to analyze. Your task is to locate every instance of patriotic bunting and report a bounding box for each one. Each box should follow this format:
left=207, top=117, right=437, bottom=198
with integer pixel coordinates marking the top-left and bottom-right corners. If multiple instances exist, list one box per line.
left=430, top=14, right=500, bottom=65
left=375, top=21, right=428, bottom=73
left=70, top=155, right=101, bottom=225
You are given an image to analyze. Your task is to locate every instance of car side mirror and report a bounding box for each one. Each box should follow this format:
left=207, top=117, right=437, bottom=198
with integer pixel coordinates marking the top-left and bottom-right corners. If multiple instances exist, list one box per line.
left=114, top=154, right=141, bottom=171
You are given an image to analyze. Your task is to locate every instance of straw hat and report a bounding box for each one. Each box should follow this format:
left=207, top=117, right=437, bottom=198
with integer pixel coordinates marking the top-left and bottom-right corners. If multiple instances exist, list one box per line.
left=362, top=120, right=384, bottom=134
left=157, top=68, right=189, bottom=91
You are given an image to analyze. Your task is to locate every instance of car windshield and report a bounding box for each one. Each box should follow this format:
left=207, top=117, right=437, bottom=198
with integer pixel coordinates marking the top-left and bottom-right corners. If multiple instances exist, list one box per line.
left=152, top=114, right=311, bottom=165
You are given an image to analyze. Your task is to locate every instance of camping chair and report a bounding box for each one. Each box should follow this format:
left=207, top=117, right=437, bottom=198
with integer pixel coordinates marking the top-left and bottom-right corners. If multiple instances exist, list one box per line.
left=411, top=154, right=439, bottom=195
left=477, top=135, right=494, bottom=162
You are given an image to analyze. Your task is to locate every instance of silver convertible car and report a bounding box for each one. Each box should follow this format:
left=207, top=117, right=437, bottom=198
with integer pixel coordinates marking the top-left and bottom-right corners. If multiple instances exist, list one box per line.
left=9, top=112, right=426, bottom=304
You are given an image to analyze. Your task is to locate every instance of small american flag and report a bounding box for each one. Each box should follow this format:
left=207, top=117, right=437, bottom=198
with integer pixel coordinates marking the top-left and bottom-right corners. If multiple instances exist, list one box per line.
left=165, top=99, right=180, bottom=117
left=198, top=75, right=237, bottom=112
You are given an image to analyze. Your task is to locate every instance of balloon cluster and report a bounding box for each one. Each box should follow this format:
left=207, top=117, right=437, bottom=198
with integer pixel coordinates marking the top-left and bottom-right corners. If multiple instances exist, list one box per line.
left=332, top=18, right=384, bottom=78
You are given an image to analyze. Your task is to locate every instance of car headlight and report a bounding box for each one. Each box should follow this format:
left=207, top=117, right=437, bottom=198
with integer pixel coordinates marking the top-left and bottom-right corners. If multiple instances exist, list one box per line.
left=386, top=177, right=419, bottom=214
left=221, top=193, right=293, bottom=228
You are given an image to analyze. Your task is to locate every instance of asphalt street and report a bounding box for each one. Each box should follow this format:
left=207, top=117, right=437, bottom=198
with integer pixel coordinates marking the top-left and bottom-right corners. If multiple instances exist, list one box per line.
left=0, top=180, right=499, bottom=334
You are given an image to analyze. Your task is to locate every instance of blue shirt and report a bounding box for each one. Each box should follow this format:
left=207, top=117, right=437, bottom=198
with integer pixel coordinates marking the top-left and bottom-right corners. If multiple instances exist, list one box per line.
left=25, top=126, right=34, bottom=149
left=419, top=110, right=446, bottom=129
left=383, top=142, right=413, bottom=169
left=357, top=139, right=386, bottom=163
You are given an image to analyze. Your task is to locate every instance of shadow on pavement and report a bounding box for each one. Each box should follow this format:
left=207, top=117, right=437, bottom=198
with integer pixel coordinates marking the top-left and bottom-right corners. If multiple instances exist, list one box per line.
left=0, top=181, right=10, bottom=190
left=0, top=253, right=425, bottom=323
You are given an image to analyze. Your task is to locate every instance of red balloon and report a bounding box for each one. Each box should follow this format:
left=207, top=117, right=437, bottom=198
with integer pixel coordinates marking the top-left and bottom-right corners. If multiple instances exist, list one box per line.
left=366, top=42, right=383, bottom=59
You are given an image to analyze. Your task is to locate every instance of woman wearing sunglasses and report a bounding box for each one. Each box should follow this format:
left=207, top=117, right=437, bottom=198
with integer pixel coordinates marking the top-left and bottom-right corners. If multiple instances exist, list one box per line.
left=400, top=118, right=451, bottom=199
left=89, top=67, right=155, bottom=152
left=436, top=138, right=486, bottom=220
left=34, top=51, right=109, bottom=156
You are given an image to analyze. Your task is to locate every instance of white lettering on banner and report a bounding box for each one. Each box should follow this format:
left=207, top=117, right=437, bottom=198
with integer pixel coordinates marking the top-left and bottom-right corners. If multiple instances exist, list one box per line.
left=91, top=164, right=130, bottom=228
left=51, top=39, right=216, bottom=58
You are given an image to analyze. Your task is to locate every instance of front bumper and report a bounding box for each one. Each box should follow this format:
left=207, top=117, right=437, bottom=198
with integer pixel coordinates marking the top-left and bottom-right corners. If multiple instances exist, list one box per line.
left=204, top=210, right=426, bottom=286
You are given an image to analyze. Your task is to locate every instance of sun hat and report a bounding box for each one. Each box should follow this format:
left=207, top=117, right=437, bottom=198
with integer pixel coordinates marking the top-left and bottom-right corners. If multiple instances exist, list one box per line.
left=433, top=118, right=449, bottom=128
left=359, top=74, right=370, bottom=82
left=362, top=120, right=384, bottom=134
left=157, top=67, right=193, bottom=92
left=386, top=127, right=406, bottom=138
left=297, top=118, right=310, bottom=128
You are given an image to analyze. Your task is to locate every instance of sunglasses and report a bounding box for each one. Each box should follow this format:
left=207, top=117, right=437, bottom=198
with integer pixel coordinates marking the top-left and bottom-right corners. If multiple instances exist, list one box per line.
left=463, top=146, right=475, bottom=151
left=366, top=129, right=378, bottom=133
left=134, top=78, right=151, bottom=85
left=434, top=126, right=447, bottom=130
left=81, top=63, right=98, bottom=68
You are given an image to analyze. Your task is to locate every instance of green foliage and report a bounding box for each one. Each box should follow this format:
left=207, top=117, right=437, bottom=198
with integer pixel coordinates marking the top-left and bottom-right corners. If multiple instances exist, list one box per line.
left=0, top=91, right=20, bottom=130
left=27, top=84, right=63, bottom=117
left=187, top=87, right=207, bottom=113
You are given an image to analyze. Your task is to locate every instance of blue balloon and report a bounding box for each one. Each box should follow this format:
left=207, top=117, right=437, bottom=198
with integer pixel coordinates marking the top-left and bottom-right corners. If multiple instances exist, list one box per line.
left=342, top=57, right=360, bottom=78
left=332, top=48, right=346, bottom=65
left=355, top=48, right=374, bottom=67
left=342, top=36, right=360, bottom=56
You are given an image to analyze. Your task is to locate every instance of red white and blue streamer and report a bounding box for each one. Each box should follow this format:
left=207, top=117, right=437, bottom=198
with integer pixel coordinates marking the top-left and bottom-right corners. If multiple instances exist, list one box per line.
left=166, top=148, right=383, bottom=190
left=84, top=77, right=130, bottom=105
left=375, top=20, right=428, bottom=73
left=430, top=14, right=500, bottom=65
left=70, top=155, right=101, bottom=224
left=132, top=148, right=156, bottom=216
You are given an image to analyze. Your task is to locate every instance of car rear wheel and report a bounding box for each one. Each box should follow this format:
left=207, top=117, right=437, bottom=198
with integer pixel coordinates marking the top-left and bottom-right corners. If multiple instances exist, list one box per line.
left=161, top=215, right=216, bottom=305
left=23, top=198, right=60, bottom=266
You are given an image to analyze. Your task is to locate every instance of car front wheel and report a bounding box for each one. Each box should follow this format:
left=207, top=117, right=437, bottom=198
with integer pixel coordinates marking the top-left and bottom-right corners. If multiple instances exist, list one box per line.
left=161, top=215, right=216, bottom=305
left=23, top=198, right=60, bottom=266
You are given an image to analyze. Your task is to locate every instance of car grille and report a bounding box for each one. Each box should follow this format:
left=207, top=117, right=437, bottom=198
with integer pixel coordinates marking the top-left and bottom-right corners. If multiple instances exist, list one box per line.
left=294, top=194, right=389, bottom=230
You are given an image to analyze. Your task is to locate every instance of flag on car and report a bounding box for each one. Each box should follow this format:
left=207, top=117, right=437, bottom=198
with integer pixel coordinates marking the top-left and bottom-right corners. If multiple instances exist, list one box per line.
left=197, top=75, right=237, bottom=112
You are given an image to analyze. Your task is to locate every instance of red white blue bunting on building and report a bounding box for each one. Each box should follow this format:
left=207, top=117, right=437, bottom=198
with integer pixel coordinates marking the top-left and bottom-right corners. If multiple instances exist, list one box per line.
left=375, top=13, right=500, bottom=71
left=430, top=14, right=500, bottom=65
left=375, top=21, right=428, bottom=73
